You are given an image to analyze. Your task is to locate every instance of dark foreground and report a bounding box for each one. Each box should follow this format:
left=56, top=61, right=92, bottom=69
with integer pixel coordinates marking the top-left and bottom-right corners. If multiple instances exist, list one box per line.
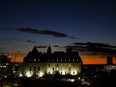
left=1, top=76, right=116, bottom=87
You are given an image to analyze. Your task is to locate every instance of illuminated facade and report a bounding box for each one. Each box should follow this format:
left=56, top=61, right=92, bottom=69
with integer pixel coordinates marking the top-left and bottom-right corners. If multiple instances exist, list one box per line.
left=20, top=46, right=83, bottom=78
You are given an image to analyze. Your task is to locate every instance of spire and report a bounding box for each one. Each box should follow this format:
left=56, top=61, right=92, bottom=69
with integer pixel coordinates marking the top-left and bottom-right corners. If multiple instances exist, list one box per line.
left=47, top=46, right=51, bottom=54
left=31, top=46, right=38, bottom=53
left=66, top=46, right=72, bottom=54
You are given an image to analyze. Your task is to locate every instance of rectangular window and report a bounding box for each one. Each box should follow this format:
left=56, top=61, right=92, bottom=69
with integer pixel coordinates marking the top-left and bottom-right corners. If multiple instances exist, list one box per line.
left=48, top=64, right=50, bottom=67
left=30, top=67, right=31, bottom=71
left=38, top=66, right=40, bottom=71
left=34, top=59, right=36, bottom=61
left=73, top=72, right=75, bottom=74
left=56, top=64, right=58, bottom=67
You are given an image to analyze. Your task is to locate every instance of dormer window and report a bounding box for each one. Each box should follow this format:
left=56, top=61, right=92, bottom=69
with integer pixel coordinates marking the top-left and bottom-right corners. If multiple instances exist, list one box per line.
left=34, top=59, right=36, bottom=61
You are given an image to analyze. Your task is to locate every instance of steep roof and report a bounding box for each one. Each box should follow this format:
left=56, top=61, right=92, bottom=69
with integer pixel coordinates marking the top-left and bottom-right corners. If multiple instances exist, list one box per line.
left=24, top=46, right=83, bottom=64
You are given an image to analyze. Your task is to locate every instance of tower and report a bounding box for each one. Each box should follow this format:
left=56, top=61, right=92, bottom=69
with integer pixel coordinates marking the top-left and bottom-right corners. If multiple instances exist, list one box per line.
left=66, top=46, right=72, bottom=54
left=107, top=55, right=113, bottom=65
left=47, top=46, right=51, bottom=54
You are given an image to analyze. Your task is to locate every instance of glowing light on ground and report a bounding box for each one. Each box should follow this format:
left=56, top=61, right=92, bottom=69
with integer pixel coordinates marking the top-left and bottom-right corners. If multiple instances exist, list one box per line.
left=37, top=72, right=44, bottom=77
left=25, top=71, right=33, bottom=77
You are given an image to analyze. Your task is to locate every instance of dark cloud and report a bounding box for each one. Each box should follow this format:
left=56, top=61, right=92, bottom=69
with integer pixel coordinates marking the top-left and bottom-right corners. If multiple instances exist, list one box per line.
left=36, top=45, right=48, bottom=48
left=70, top=36, right=79, bottom=39
left=73, top=42, right=116, bottom=48
left=17, top=28, right=78, bottom=39
left=53, top=45, right=61, bottom=48
left=72, top=42, right=116, bottom=56
left=4, top=38, right=18, bottom=41
left=26, top=40, right=35, bottom=43
left=0, top=28, right=16, bottom=31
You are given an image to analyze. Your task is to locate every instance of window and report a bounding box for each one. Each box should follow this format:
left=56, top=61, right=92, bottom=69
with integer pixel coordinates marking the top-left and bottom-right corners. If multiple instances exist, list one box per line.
left=38, top=66, right=40, bottom=71
left=48, top=64, right=50, bottom=67
left=73, top=72, right=75, bottom=74
left=34, top=59, right=36, bottom=61
left=30, top=67, right=31, bottom=71
left=48, top=72, right=50, bottom=74
left=56, top=64, right=58, bottom=67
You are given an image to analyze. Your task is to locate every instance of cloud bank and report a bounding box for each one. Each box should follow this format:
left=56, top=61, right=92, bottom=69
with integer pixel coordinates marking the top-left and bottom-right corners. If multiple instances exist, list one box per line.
left=17, top=28, right=78, bottom=39
left=71, top=42, right=116, bottom=55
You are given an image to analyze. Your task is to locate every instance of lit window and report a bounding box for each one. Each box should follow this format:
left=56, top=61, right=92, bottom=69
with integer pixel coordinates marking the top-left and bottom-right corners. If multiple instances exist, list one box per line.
left=62, top=70, right=65, bottom=75
left=61, top=60, right=62, bottom=61
left=56, top=67, right=58, bottom=71
left=53, top=60, right=54, bottom=61
left=19, top=73, right=23, bottom=77
left=38, top=59, right=40, bottom=61
left=77, top=60, right=78, bottom=61
left=73, top=59, right=74, bottom=61
left=57, top=60, right=58, bottom=61
left=65, top=59, right=66, bottom=61
left=34, top=59, right=36, bottom=61
left=69, top=60, right=70, bottom=61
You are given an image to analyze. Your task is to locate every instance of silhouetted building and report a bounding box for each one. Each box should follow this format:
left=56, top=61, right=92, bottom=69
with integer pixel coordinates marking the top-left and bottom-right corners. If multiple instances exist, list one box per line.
left=0, top=54, right=10, bottom=76
left=107, top=55, right=113, bottom=65
left=19, top=46, right=83, bottom=78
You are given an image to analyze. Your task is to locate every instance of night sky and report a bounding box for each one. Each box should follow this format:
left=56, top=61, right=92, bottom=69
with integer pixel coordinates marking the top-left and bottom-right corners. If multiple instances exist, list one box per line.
left=0, top=0, right=116, bottom=64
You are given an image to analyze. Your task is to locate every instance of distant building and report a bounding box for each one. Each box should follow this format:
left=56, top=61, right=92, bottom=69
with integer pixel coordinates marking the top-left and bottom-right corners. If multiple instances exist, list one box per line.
left=107, top=55, right=113, bottom=65
left=19, top=46, right=83, bottom=78
left=0, top=54, right=10, bottom=76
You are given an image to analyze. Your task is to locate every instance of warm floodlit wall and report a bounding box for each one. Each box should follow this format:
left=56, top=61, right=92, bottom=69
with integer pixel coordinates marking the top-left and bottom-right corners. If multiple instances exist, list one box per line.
left=20, top=62, right=81, bottom=77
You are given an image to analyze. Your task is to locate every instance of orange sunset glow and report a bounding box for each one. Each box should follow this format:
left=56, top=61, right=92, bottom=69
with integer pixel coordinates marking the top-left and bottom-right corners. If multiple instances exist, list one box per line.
left=10, top=53, right=116, bottom=65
